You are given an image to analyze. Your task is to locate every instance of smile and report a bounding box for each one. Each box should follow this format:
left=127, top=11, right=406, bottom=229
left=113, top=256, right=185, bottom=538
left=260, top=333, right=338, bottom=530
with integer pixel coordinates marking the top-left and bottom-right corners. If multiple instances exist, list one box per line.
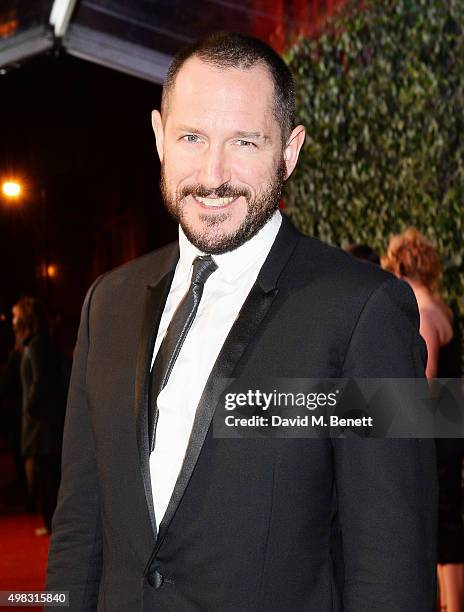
left=193, top=196, right=235, bottom=208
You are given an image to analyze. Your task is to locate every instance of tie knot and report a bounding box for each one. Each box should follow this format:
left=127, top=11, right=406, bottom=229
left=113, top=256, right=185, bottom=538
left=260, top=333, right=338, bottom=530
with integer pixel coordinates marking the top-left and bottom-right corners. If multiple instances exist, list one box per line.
left=191, top=255, right=217, bottom=286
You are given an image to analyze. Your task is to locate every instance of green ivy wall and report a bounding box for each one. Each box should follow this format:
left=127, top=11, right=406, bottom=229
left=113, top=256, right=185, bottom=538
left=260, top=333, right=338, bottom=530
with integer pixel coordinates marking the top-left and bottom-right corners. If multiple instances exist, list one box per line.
left=284, top=0, right=464, bottom=309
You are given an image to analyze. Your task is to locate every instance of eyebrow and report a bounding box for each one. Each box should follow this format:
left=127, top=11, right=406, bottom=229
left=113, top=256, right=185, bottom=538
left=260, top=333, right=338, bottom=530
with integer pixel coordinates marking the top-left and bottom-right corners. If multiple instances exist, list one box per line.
left=234, top=131, right=268, bottom=141
left=175, top=126, right=269, bottom=142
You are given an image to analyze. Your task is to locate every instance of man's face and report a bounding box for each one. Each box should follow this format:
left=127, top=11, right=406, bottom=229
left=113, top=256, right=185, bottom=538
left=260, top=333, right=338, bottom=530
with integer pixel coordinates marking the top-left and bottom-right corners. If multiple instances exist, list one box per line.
left=152, top=57, right=304, bottom=254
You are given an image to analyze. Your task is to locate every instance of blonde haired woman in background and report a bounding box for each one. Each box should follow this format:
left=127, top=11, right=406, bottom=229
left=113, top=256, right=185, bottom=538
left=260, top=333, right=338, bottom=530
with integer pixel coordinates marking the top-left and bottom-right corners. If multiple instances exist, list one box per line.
left=382, top=228, right=464, bottom=612
left=12, top=297, right=65, bottom=535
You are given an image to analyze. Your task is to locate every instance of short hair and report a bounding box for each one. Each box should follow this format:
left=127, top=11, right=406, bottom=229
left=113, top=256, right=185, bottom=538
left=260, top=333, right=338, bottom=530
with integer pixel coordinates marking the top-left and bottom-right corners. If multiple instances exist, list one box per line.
left=381, top=228, right=442, bottom=291
left=161, top=32, right=296, bottom=144
left=345, top=243, right=380, bottom=265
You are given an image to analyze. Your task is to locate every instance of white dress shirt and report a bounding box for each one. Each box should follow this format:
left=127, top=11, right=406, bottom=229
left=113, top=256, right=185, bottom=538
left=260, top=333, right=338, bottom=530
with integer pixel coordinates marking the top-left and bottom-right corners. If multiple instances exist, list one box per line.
left=149, top=211, right=282, bottom=526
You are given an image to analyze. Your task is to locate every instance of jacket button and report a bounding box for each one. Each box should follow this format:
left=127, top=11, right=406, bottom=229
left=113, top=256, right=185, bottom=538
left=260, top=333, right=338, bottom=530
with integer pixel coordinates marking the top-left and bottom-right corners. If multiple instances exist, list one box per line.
left=147, top=569, right=164, bottom=589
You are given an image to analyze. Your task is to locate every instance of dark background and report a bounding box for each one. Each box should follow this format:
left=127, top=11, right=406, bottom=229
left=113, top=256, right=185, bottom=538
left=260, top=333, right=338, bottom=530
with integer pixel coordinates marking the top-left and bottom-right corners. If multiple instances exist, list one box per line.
left=0, top=0, right=347, bottom=361
left=0, top=51, right=177, bottom=359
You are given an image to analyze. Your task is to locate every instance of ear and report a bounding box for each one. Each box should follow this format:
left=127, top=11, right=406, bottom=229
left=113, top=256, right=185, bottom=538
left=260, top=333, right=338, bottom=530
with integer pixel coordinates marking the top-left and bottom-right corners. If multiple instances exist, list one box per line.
left=151, top=110, right=165, bottom=163
left=283, top=125, right=306, bottom=180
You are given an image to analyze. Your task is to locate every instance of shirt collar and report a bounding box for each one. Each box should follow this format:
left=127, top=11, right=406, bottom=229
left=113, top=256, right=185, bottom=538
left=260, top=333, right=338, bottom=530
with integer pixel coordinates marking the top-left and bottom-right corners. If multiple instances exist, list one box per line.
left=177, top=211, right=282, bottom=285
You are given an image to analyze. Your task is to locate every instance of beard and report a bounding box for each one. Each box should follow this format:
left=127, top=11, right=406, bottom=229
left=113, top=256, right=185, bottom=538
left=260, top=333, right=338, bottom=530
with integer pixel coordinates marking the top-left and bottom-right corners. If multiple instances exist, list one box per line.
left=160, top=157, right=286, bottom=255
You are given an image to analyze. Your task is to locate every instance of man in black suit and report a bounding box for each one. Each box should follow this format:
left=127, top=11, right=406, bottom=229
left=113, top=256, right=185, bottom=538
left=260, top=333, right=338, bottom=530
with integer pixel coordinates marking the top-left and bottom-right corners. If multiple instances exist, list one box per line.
left=46, top=32, right=437, bottom=611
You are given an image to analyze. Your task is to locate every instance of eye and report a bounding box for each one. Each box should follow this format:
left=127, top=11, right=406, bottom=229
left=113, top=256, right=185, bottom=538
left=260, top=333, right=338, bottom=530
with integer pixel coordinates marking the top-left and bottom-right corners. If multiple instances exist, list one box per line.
left=237, top=139, right=256, bottom=148
left=182, top=134, right=200, bottom=143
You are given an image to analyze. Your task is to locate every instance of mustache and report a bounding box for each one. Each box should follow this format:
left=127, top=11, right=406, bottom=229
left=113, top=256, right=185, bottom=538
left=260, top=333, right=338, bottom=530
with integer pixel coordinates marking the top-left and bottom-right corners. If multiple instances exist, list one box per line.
left=179, top=183, right=252, bottom=201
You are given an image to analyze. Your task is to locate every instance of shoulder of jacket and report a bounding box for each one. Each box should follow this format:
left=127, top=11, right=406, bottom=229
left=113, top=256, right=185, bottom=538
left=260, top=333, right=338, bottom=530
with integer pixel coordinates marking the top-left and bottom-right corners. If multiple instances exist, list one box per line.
left=287, top=234, right=394, bottom=295
left=89, top=241, right=178, bottom=298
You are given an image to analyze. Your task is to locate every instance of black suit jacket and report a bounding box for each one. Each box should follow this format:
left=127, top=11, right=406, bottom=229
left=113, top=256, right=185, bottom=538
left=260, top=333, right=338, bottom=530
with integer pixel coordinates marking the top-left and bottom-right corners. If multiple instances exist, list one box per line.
left=46, top=216, right=437, bottom=611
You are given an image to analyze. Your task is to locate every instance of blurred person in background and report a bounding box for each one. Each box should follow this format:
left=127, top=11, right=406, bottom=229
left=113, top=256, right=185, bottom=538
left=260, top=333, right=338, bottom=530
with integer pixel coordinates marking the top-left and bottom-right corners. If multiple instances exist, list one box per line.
left=345, top=243, right=380, bottom=265
left=0, top=328, right=27, bottom=508
left=12, top=297, right=66, bottom=534
left=382, top=228, right=464, bottom=612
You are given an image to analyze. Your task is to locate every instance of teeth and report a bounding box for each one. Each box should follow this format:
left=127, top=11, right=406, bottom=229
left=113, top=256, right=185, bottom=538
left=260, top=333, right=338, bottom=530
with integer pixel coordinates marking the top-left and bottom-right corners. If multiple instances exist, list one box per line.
left=195, top=196, right=234, bottom=207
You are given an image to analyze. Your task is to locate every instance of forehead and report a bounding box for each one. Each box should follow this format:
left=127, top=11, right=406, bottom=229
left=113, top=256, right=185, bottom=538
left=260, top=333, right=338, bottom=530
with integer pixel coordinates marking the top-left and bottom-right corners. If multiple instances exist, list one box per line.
left=166, top=57, right=276, bottom=131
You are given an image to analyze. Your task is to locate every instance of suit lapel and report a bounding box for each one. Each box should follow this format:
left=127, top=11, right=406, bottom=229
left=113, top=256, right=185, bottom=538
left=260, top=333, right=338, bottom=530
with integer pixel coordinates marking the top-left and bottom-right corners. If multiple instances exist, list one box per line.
left=134, top=247, right=178, bottom=534
left=152, top=215, right=301, bottom=553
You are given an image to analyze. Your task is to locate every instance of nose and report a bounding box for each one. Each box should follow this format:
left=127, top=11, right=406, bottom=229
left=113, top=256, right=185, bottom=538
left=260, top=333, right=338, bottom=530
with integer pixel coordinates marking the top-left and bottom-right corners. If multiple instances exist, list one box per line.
left=196, top=143, right=231, bottom=189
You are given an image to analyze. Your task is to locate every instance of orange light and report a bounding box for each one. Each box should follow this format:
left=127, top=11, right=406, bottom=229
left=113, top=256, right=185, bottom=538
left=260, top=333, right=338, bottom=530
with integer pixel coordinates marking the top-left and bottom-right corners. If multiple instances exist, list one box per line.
left=47, top=264, right=58, bottom=278
left=0, top=15, right=18, bottom=39
left=2, top=180, right=22, bottom=198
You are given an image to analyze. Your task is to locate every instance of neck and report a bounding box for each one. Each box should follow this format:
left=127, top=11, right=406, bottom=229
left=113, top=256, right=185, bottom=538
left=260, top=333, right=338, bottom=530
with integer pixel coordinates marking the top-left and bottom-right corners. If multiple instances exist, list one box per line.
left=402, top=277, right=430, bottom=294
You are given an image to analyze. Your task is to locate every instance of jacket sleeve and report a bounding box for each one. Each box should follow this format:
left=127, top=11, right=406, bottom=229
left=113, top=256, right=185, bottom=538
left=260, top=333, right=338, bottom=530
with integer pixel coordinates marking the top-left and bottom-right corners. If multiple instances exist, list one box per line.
left=334, top=277, right=437, bottom=611
left=45, top=278, right=104, bottom=612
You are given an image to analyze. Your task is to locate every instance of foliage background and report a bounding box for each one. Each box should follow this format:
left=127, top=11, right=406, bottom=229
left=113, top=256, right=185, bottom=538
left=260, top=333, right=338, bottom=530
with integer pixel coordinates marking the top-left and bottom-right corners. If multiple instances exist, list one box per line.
left=284, top=0, right=464, bottom=311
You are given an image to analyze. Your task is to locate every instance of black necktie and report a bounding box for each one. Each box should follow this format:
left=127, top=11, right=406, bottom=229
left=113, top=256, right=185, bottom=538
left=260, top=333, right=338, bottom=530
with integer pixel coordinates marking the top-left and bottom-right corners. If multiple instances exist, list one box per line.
left=149, top=255, right=218, bottom=452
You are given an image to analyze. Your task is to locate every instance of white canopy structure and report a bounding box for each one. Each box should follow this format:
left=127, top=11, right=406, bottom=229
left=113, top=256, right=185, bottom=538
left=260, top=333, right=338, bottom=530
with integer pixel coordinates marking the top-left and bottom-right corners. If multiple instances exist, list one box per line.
left=0, top=0, right=342, bottom=83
